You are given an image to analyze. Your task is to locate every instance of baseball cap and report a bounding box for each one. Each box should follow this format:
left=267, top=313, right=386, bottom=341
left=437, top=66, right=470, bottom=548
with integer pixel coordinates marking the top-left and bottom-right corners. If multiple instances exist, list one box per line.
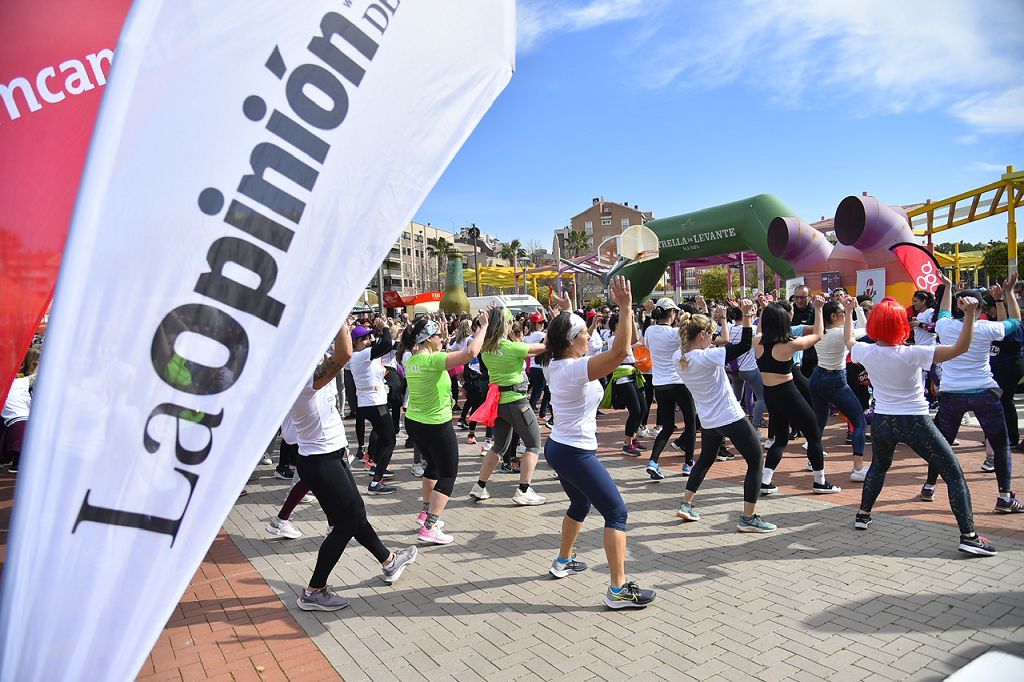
left=530, top=312, right=544, bottom=323
left=351, top=325, right=374, bottom=340
left=654, top=297, right=679, bottom=311
left=586, top=310, right=597, bottom=322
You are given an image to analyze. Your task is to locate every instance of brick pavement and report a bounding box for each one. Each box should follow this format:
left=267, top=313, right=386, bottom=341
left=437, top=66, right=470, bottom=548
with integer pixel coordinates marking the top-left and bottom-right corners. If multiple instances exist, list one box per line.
left=222, top=405, right=1024, bottom=682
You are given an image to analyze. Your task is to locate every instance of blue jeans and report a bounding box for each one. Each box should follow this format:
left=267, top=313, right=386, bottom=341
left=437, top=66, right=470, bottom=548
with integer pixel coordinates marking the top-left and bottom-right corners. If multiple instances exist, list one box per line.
left=544, top=438, right=628, bottom=530
left=862, top=414, right=975, bottom=536
left=810, top=367, right=867, bottom=455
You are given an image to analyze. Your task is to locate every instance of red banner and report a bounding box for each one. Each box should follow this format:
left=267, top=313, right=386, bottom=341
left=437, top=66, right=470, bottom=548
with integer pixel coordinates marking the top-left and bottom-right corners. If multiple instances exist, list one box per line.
left=889, top=242, right=942, bottom=293
left=0, top=0, right=132, bottom=396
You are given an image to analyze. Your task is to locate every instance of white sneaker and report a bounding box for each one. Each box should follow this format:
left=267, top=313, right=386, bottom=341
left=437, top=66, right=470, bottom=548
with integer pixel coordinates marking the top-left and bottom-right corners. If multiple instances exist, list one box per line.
left=806, top=460, right=813, bottom=471
left=512, top=486, right=546, bottom=506
left=764, top=437, right=775, bottom=449
left=411, top=462, right=426, bottom=477
left=260, top=454, right=272, bottom=465
left=850, top=467, right=868, bottom=482
left=516, top=443, right=527, bottom=454
left=638, top=427, right=654, bottom=438
left=300, top=494, right=314, bottom=504
left=265, top=517, right=302, bottom=539
left=481, top=439, right=493, bottom=453
left=417, top=524, right=454, bottom=545
left=469, top=483, right=491, bottom=501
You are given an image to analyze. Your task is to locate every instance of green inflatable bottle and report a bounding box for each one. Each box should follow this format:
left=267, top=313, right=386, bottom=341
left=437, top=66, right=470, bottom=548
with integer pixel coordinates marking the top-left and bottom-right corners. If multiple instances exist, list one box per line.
left=440, top=252, right=470, bottom=314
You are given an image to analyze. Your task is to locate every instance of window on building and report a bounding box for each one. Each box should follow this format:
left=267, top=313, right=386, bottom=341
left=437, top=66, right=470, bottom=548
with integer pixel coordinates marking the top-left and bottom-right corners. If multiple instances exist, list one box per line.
left=621, top=217, right=630, bottom=229
left=584, top=221, right=593, bottom=234
left=601, top=218, right=612, bottom=226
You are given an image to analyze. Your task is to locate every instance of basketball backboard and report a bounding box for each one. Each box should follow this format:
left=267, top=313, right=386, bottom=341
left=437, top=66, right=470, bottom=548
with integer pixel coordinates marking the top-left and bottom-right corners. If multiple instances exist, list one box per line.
left=619, top=224, right=660, bottom=264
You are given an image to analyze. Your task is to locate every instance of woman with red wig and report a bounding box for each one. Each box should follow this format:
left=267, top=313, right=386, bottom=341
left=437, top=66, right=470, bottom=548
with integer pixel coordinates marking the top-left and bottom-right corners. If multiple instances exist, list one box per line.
left=843, top=280, right=997, bottom=556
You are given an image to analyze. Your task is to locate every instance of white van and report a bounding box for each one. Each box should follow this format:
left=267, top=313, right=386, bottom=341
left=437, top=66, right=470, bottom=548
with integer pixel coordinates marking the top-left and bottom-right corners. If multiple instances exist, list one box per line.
left=468, top=294, right=545, bottom=317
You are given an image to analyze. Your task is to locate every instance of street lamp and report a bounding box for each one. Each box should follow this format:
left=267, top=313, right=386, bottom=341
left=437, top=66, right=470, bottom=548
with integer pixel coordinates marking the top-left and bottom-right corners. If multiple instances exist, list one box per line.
left=468, top=223, right=481, bottom=296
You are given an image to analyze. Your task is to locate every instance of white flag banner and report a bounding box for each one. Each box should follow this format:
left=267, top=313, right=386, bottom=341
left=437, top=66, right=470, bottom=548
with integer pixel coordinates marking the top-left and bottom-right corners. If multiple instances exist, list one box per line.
left=0, top=1, right=514, bottom=679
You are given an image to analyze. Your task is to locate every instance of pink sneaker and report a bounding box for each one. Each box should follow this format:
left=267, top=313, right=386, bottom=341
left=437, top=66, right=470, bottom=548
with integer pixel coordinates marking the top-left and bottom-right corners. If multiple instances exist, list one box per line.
left=417, top=524, right=453, bottom=544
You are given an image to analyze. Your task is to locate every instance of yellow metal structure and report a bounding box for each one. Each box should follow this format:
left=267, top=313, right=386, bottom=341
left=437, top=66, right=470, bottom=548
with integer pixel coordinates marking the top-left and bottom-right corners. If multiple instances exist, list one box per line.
left=464, top=266, right=574, bottom=295
left=908, top=165, right=1023, bottom=274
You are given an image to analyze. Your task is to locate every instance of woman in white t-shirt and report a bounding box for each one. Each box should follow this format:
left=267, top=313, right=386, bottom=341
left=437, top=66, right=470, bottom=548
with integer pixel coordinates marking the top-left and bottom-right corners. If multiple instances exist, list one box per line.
left=923, top=275, right=1024, bottom=514
left=539, top=277, right=656, bottom=610
left=524, top=314, right=551, bottom=423
left=644, top=297, right=697, bottom=474
left=910, top=290, right=940, bottom=401
left=843, top=289, right=997, bottom=556
left=348, top=321, right=398, bottom=494
left=674, top=299, right=778, bottom=533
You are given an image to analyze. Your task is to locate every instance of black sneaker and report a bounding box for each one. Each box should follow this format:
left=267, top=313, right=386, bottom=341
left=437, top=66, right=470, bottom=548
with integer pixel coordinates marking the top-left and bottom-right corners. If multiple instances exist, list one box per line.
left=603, top=581, right=656, bottom=609
left=760, top=482, right=777, bottom=495
left=716, top=447, right=736, bottom=461
left=845, top=433, right=853, bottom=444
left=958, top=534, right=997, bottom=556
left=549, top=555, right=588, bottom=579
left=854, top=513, right=871, bottom=530
left=404, top=438, right=413, bottom=449
left=367, top=481, right=397, bottom=495
left=456, top=421, right=469, bottom=430
left=812, top=480, right=841, bottom=494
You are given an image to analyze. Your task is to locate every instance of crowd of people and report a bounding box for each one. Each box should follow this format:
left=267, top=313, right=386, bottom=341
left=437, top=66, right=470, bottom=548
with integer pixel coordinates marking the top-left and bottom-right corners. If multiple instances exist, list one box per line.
left=6, top=272, right=1022, bottom=611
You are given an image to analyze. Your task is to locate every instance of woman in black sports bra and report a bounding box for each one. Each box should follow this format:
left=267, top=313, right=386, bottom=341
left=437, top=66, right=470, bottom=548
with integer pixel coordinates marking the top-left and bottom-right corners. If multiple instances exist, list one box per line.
left=754, top=297, right=842, bottom=495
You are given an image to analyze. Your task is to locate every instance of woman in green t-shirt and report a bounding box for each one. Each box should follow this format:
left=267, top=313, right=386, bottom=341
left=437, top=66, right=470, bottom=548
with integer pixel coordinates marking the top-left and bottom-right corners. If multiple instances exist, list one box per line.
left=403, top=312, right=488, bottom=544
left=469, top=307, right=548, bottom=506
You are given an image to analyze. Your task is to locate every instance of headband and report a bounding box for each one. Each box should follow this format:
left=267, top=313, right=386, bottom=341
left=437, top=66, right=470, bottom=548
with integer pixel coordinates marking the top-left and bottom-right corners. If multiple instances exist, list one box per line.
left=415, top=320, right=440, bottom=345
left=566, top=313, right=587, bottom=340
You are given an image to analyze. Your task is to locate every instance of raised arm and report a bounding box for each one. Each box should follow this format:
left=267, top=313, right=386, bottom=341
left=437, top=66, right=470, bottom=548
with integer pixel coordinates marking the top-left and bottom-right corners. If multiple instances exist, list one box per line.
left=723, top=299, right=754, bottom=362
left=588, top=277, right=634, bottom=381
left=934, top=297, right=979, bottom=363
left=938, top=271, right=952, bottom=315
left=1004, top=272, right=1020, bottom=321
left=843, top=295, right=858, bottom=350
left=313, top=324, right=353, bottom=389
left=445, top=312, right=489, bottom=370
left=787, top=295, right=826, bottom=351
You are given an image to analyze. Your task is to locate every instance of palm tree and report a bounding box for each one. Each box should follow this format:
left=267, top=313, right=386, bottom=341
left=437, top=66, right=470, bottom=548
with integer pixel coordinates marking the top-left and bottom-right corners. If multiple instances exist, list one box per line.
left=427, top=237, right=457, bottom=290
left=566, top=230, right=592, bottom=258
left=498, top=239, right=528, bottom=293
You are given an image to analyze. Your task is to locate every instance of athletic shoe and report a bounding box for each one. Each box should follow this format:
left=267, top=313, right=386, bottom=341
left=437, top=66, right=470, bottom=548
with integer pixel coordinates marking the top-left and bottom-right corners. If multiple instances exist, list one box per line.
left=631, top=440, right=647, bottom=451
left=6, top=464, right=17, bottom=474
left=549, top=555, right=588, bottom=579
left=806, top=460, right=813, bottom=471
left=516, top=443, right=527, bottom=454
left=850, top=468, right=868, bottom=482
left=952, top=439, right=960, bottom=447
left=995, top=493, right=1024, bottom=514
left=456, top=421, right=469, bottom=430
left=367, top=481, right=397, bottom=495
left=346, top=451, right=355, bottom=466
left=764, top=437, right=775, bottom=449
left=300, top=494, right=315, bottom=504
left=545, top=417, right=555, bottom=428
left=646, top=460, right=665, bottom=480
left=737, top=514, right=777, bottom=533
left=273, top=468, right=292, bottom=480
left=845, top=433, right=852, bottom=445
left=260, top=454, right=273, bottom=465
left=919, top=485, right=936, bottom=502
left=854, top=513, right=871, bottom=530
left=265, top=517, right=302, bottom=539
left=469, top=483, right=491, bottom=501
left=676, top=501, right=700, bottom=521
left=650, top=426, right=662, bottom=436
left=512, top=487, right=546, bottom=506
left=466, top=434, right=477, bottom=445
left=638, top=427, right=655, bottom=438
left=482, top=438, right=493, bottom=452
left=958, top=534, right=997, bottom=557
left=622, top=444, right=642, bottom=456
left=981, top=459, right=995, bottom=473
left=1016, top=440, right=1024, bottom=454
left=404, top=438, right=413, bottom=449
left=716, top=447, right=736, bottom=461
left=668, top=441, right=683, bottom=453
left=812, top=480, right=842, bottom=494
left=410, top=462, right=425, bottom=478
left=365, top=466, right=395, bottom=479
left=381, top=546, right=418, bottom=583
left=417, top=524, right=454, bottom=545
left=680, top=463, right=693, bottom=477
left=500, top=461, right=514, bottom=473
left=603, top=581, right=656, bottom=609
left=297, top=586, right=349, bottom=611
left=415, top=512, right=445, bottom=529
left=760, top=482, right=777, bottom=496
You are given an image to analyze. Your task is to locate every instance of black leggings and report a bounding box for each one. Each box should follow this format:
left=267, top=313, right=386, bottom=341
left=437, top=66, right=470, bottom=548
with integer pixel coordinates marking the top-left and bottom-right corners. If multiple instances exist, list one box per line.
left=405, top=418, right=459, bottom=496
left=296, top=450, right=389, bottom=588
left=685, top=417, right=764, bottom=503
left=613, top=380, right=646, bottom=437
left=992, top=357, right=1024, bottom=445
left=764, top=380, right=825, bottom=471
left=461, top=373, right=487, bottom=426
left=651, top=384, right=696, bottom=463
left=640, top=373, right=654, bottom=427
left=360, top=404, right=396, bottom=482
left=769, top=369, right=812, bottom=440
left=528, top=366, right=550, bottom=417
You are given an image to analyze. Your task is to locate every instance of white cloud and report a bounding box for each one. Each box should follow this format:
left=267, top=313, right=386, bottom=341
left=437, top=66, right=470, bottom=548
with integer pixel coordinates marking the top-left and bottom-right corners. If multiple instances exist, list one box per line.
left=517, top=0, right=663, bottom=52
left=633, top=0, right=1024, bottom=133
left=951, top=87, right=1024, bottom=135
left=968, top=161, right=1011, bottom=174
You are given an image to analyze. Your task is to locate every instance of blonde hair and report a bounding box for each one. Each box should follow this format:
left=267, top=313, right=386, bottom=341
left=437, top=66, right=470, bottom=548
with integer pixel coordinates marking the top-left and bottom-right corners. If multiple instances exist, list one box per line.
left=676, top=312, right=713, bottom=370
left=481, top=307, right=511, bottom=353
left=455, top=319, right=472, bottom=343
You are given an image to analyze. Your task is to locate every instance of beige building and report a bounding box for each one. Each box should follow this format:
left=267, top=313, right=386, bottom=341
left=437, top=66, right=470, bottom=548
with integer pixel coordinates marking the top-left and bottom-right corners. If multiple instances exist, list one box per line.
left=561, top=197, right=653, bottom=264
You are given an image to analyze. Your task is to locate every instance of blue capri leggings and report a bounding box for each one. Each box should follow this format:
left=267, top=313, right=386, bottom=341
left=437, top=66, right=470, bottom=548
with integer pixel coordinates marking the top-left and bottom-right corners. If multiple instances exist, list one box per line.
left=544, top=438, right=628, bottom=531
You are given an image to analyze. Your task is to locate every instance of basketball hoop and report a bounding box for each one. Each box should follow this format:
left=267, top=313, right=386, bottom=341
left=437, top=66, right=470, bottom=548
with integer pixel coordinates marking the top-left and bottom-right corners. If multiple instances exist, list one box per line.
left=619, top=225, right=660, bottom=264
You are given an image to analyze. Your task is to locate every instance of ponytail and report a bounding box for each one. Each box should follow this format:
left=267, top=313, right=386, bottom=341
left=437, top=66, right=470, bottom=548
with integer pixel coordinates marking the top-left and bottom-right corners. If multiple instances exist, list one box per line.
left=676, top=312, right=711, bottom=370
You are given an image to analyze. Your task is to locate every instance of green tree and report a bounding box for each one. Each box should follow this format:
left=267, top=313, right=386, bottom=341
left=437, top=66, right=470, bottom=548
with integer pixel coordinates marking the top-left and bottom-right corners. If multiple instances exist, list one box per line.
left=426, top=237, right=457, bottom=289
left=981, top=241, right=1024, bottom=281
left=499, top=239, right=528, bottom=293
left=699, top=267, right=740, bottom=302
left=565, top=230, right=592, bottom=258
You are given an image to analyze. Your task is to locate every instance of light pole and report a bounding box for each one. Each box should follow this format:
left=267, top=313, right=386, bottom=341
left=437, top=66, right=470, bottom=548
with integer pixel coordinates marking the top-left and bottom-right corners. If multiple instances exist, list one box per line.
left=468, top=223, right=481, bottom=296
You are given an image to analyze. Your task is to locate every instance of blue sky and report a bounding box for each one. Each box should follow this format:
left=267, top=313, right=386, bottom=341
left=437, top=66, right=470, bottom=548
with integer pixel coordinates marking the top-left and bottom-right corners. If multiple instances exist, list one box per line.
left=415, top=0, right=1024, bottom=250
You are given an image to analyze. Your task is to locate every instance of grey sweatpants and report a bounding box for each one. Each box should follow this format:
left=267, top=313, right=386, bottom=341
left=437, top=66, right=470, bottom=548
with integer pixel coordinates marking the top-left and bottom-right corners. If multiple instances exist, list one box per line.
left=491, top=396, right=542, bottom=456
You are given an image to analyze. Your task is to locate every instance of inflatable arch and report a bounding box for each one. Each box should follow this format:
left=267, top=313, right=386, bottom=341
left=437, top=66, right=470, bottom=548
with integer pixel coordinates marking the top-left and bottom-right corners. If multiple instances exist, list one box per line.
left=615, top=193, right=918, bottom=304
